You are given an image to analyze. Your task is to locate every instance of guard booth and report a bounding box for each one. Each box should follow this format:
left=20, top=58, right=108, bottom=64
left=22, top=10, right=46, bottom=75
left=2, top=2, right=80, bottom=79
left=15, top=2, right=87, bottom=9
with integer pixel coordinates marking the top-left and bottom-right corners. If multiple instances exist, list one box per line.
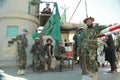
left=33, top=2, right=54, bottom=26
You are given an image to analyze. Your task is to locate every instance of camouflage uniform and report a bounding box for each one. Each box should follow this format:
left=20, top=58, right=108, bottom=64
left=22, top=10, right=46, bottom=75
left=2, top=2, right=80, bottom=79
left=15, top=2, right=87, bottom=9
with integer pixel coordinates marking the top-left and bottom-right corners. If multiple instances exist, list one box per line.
left=13, top=34, right=28, bottom=71
left=73, top=28, right=86, bottom=71
left=54, top=45, right=66, bottom=71
left=30, top=42, right=45, bottom=72
left=81, top=25, right=105, bottom=73
left=75, top=29, right=87, bottom=74
left=82, top=26, right=98, bottom=73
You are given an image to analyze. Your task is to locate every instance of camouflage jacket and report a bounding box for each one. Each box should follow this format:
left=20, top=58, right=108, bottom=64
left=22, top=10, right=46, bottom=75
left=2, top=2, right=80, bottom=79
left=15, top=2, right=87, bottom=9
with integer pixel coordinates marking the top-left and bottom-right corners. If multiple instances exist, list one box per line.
left=82, top=24, right=106, bottom=50
left=30, top=43, right=45, bottom=56
left=73, top=30, right=85, bottom=49
left=54, top=46, right=66, bottom=58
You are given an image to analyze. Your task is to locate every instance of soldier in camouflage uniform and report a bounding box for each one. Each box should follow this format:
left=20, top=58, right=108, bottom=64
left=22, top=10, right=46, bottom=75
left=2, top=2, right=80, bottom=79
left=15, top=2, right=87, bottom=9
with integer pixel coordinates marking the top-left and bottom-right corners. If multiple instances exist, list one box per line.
left=54, top=41, right=66, bottom=72
left=12, top=29, right=28, bottom=75
left=81, top=17, right=106, bottom=79
left=73, top=28, right=84, bottom=64
left=30, top=38, right=45, bottom=72
left=73, top=27, right=88, bottom=75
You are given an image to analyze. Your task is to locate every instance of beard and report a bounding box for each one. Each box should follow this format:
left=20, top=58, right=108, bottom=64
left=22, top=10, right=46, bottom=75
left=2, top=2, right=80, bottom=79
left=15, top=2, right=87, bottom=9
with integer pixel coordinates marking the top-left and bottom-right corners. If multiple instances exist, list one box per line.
left=87, top=24, right=93, bottom=28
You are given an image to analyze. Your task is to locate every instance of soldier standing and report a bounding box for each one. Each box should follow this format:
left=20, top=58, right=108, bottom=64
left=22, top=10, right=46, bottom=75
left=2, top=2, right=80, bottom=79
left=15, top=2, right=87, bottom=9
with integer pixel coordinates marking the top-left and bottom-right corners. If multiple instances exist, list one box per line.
left=30, top=38, right=45, bottom=72
left=54, top=41, right=66, bottom=72
left=82, top=17, right=105, bottom=80
left=73, top=27, right=88, bottom=75
left=12, top=29, right=28, bottom=75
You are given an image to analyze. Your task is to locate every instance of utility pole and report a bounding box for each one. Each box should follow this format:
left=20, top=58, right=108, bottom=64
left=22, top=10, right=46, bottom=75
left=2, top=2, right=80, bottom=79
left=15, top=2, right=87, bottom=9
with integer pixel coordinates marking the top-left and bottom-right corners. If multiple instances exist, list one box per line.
left=85, top=0, right=88, bottom=17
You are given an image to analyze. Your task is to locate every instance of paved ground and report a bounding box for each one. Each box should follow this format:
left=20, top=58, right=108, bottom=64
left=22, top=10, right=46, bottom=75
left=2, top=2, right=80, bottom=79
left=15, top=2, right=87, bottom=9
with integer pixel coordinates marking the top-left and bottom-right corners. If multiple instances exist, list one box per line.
left=1, top=64, right=120, bottom=80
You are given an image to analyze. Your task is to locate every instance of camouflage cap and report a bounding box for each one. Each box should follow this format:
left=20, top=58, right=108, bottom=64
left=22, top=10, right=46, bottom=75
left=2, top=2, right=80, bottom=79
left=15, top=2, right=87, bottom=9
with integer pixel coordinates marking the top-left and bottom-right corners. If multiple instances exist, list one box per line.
left=23, top=29, right=28, bottom=32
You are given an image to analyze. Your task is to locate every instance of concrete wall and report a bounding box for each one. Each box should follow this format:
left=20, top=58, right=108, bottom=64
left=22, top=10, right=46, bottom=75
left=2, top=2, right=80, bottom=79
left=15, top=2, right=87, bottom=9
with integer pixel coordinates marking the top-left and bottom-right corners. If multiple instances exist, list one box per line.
left=0, top=17, right=39, bottom=66
left=0, top=0, right=28, bottom=15
left=61, top=33, right=69, bottom=42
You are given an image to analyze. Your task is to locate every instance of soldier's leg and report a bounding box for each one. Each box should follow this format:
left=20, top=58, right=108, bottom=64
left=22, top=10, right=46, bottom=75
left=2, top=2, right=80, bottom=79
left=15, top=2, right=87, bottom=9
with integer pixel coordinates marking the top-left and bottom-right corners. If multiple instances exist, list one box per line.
left=17, top=59, right=23, bottom=70
left=22, top=54, right=27, bottom=69
left=18, top=49, right=27, bottom=75
left=44, top=61, right=48, bottom=71
left=33, top=55, right=40, bottom=71
left=88, top=50, right=98, bottom=80
left=17, top=58, right=23, bottom=74
left=59, top=58, right=64, bottom=72
left=80, top=48, right=88, bottom=75
left=50, top=57, right=56, bottom=71
left=16, top=50, right=23, bottom=74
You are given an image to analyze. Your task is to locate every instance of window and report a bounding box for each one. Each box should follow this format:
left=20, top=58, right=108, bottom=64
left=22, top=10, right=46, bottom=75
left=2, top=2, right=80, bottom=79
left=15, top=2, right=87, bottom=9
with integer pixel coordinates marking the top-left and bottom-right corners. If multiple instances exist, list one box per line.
left=7, top=26, right=18, bottom=37
left=0, top=0, right=5, bottom=6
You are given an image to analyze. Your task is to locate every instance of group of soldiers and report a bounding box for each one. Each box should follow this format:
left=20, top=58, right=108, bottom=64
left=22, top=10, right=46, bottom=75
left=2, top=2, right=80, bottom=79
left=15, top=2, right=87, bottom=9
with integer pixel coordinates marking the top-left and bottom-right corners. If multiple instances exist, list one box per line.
left=11, top=16, right=120, bottom=80
left=12, top=29, right=67, bottom=75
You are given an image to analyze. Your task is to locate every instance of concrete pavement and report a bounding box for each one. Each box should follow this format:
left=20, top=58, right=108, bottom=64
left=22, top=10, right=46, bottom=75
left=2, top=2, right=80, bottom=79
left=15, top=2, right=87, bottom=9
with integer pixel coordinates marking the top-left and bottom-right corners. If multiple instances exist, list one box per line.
left=1, top=65, right=120, bottom=80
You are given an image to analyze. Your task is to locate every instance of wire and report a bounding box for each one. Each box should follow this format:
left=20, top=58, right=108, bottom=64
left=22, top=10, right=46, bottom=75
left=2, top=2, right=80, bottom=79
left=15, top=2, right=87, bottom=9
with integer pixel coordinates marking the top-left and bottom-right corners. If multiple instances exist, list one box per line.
left=69, top=0, right=82, bottom=22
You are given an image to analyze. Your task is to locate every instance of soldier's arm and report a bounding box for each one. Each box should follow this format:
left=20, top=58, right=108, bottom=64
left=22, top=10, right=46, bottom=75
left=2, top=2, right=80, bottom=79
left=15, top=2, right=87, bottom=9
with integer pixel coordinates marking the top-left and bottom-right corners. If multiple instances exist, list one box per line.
left=12, top=35, right=21, bottom=42
left=54, top=47, right=61, bottom=57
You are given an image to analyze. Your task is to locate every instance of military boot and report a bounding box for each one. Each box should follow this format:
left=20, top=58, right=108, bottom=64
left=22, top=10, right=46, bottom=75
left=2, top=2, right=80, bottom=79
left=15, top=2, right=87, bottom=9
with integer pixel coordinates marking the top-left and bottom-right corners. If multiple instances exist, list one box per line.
left=17, top=69, right=22, bottom=75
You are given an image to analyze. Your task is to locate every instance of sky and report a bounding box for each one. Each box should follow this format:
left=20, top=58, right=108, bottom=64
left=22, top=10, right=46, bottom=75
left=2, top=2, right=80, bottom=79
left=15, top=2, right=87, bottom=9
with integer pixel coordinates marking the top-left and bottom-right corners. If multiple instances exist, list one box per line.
left=40, top=0, right=120, bottom=25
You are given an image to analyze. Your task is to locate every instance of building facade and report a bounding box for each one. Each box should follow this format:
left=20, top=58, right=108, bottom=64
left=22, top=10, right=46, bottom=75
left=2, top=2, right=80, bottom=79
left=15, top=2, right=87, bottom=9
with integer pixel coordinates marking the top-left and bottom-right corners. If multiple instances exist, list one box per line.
left=0, top=0, right=40, bottom=66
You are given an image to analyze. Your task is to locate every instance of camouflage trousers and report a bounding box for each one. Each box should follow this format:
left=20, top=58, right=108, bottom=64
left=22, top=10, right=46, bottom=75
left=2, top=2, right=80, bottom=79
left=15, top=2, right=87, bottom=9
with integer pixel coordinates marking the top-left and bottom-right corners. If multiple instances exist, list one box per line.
left=80, top=48, right=98, bottom=73
left=79, top=48, right=87, bottom=74
left=17, top=54, right=27, bottom=70
left=60, top=57, right=64, bottom=67
left=32, top=54, right=41, bottom=71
